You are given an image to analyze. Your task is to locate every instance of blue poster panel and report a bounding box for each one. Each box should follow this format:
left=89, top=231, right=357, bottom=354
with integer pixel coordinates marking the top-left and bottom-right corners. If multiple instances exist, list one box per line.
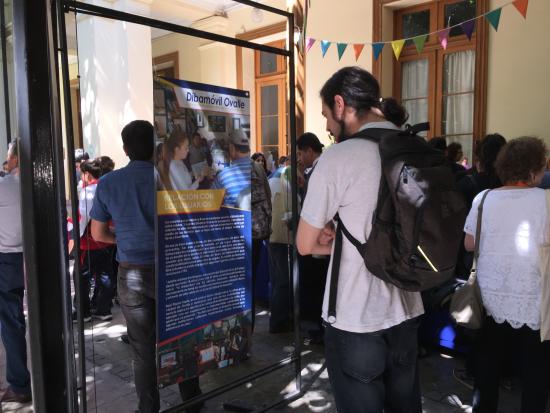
left=154, top=78, right=252, bottom=387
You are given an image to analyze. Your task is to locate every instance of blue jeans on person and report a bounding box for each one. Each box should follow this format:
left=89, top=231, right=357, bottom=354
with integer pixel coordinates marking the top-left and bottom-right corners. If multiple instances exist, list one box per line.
left=118, top=264, right=201, bottom=413
left=0, top=252, right=31, bottom=395
left=268, top=243, right=292, bottom=331
left=324, top=317, right=422, bottom=413
left=79, top=247, right=116, bottom=316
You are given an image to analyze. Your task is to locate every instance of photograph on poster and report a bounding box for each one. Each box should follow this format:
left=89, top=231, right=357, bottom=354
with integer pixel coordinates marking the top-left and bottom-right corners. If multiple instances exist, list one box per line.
left=208, top=115, right=226, bottom=133
left=154, top=78, right=254, bottom=388
left=157, top=312, right=252, bottom=387
left=196, top=112, right=204, bottom=128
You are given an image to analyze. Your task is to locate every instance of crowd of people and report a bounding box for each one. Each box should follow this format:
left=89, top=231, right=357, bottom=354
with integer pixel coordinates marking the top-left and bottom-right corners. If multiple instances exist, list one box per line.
left=2, top=65, right=550, bottom=413
left=71, top=65, right=550, bottom=412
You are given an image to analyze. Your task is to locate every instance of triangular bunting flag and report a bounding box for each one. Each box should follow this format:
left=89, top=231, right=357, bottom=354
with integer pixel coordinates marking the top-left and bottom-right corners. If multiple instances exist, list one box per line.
left=513, top=0, right=529, bottom=18
left=438, top=28, right=450, bottom=50
left=353, top=44, right=365, bottom=61
left=391, top=39, right=405, bottom=60
left=461, top=20, right=475, bottom=41
left=372, top=43, right=385, bottom=60
left=486, top=8, right=502, bottom=31
left=320, top=40, right=331, bottom=57
left=305, top=37, right=316, bottom=53
left=337, top=43, right=348, bottom=61
left=413, top=35, right=428, bottom=54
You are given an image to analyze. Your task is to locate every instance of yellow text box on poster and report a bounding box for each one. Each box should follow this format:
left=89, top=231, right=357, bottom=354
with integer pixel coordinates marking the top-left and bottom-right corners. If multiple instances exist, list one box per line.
left=157, top=190, right=225, bottom=215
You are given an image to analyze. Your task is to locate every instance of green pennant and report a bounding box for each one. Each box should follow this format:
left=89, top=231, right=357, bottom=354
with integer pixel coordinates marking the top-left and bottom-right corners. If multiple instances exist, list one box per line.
left=486, top=8, right=502, bottom=31
left=337, top=43, right=348, bottom=61
left=413, top=35, right=428, bottom=54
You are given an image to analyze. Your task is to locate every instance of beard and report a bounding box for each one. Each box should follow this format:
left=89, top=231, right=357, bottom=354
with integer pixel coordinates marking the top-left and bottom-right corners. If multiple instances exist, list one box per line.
left=333, top=119, right=347, bottom=143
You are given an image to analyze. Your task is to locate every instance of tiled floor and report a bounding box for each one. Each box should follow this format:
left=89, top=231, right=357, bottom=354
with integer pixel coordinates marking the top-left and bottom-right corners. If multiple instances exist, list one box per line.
left=0, top=302, right=548, bottom=412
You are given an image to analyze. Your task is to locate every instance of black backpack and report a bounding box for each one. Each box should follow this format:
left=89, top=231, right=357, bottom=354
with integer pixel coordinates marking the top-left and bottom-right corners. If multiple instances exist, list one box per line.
left=328, top=124, right=468, bottom=321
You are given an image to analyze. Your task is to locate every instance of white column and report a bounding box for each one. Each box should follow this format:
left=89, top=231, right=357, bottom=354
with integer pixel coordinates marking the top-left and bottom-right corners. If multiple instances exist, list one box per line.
left=192, top=16, right=237, bottom=88
left=77, top=0, right=153, bottom=168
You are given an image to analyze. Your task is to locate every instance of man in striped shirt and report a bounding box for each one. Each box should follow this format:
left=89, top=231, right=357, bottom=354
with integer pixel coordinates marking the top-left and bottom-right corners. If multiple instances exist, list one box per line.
left=213, top=130, right=251, bottom=207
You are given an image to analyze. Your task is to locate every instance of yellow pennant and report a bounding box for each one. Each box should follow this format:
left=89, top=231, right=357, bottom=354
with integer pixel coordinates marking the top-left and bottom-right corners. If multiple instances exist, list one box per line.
left=391, top=39, right=406, bottom=60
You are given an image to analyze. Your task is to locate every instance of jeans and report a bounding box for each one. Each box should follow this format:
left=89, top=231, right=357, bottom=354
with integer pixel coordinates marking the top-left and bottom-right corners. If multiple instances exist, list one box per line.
left=324, top=317, right=422, bottom=413
left=473, top=316, right=550, bottom=413
left=268, top=243, right=291, bottom=331
left=0, top=252, right=30, bottom=395
left=118, top=264, right=201, bottom=413
left=77, top=247, right=116, bottom=316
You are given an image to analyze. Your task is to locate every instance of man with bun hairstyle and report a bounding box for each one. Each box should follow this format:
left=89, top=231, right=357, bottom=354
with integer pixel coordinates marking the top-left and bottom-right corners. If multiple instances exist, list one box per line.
left=296, top=67, right=423, bottom=412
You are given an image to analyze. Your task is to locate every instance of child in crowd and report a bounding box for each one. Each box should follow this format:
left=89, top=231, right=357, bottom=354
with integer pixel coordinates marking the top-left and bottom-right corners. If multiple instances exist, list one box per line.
left=75, top=159, right=116, bottom=321
left=157, top=130, right=206, bottom=190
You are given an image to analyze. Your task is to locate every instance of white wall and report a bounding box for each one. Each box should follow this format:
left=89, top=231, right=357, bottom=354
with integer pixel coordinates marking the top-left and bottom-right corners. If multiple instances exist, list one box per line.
left=78, top=11, right=154, bottom=168
left=304, top=0, right=374, bottom=145
left=486, top=0, right=550, bottom=142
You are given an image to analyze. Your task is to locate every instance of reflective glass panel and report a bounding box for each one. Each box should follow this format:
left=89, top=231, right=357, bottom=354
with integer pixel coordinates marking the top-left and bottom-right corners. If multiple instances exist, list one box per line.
left=445, top=0, right=477, bottom=37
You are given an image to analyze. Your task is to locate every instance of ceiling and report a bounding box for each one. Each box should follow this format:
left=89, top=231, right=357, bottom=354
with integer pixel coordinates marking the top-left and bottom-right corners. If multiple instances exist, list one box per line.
left=64, top=0, right=270, bottom=51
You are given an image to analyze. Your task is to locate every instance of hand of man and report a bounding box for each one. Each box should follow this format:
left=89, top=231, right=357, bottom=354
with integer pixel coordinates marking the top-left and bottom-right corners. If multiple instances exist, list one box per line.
left=318, top=222, right=335, bottom=245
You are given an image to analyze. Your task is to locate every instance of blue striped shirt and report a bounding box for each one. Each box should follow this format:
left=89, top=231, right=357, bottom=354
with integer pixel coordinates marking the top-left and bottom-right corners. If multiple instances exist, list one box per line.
left=213, top=157, right=251, bottom=207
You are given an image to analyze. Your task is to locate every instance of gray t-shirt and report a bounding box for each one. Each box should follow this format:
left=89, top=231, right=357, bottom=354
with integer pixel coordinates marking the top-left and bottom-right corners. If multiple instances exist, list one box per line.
left=300, top=122, right=424, bottom=333
left=0, top=173, right=22, bottom=253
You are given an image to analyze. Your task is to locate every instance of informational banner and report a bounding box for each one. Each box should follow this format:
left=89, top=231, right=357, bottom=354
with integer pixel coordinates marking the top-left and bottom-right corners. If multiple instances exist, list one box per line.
left=154, top=78, right=252, bottom=387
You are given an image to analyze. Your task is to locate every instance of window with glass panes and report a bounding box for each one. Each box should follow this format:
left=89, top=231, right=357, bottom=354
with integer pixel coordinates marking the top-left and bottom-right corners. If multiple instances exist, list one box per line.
left=254, top=40, right=287, bottom=165
left=393, top=0, right=482, bottom=162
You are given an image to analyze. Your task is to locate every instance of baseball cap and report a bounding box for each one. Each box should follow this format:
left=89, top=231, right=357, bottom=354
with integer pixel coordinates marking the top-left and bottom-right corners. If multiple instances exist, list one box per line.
left=228, top=130, right=250, bottom=146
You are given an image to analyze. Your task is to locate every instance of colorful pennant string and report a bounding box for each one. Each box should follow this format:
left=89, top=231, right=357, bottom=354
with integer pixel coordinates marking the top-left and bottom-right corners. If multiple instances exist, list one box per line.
left=372, top=43, right=384, bottom=60
left=461, top=20, right=476, bottom=41
left=513, top=0, right=529, bottom=18
left=337, top=43, right=348, bottom=61
left=413, top=35, right=427, bottom=54
left=320, top=40, right=331, bottom=57
left=353, top=44, right=365, bottom=61
left=305, top=0, right=529, bottom=61
left=486, top=8, right=502, bottom=31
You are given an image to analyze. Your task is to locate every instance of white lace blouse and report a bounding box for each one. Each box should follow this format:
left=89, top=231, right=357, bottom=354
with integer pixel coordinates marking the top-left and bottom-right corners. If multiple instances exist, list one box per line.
left=464, top=188, right=549, bottom=330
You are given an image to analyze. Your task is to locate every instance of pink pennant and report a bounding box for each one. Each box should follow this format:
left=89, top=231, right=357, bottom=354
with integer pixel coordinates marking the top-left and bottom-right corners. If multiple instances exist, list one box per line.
left=305, top=37, right=316, bottom=53
left=438, top=28, right=451, bottom=50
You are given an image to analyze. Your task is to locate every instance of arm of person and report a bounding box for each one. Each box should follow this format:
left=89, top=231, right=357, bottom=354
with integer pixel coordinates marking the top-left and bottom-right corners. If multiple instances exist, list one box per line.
left=464, top=233, right=475, bottom=252
left=91, top=219, right=116, bottom=244
left=296, top=218, right=333, bottom=256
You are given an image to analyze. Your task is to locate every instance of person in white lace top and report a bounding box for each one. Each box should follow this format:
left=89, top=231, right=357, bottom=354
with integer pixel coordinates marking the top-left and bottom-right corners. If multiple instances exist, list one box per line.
left=464, top=137, right=550, bottom=413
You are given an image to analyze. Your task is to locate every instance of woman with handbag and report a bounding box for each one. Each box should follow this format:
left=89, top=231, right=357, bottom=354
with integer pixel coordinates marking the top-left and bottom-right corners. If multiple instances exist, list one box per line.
left=463, top=137, right=550, bottom=413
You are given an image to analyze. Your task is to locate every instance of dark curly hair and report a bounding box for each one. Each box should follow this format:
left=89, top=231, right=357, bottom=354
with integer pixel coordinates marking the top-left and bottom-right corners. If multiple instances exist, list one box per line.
left=495, top=137, right=547, bottom=185
left=320, top=66, right=408, bottom=127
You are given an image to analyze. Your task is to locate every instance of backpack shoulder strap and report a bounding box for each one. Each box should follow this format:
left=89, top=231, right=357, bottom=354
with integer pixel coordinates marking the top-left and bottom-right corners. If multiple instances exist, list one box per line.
left=327, top=216, right=364, bottom=323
